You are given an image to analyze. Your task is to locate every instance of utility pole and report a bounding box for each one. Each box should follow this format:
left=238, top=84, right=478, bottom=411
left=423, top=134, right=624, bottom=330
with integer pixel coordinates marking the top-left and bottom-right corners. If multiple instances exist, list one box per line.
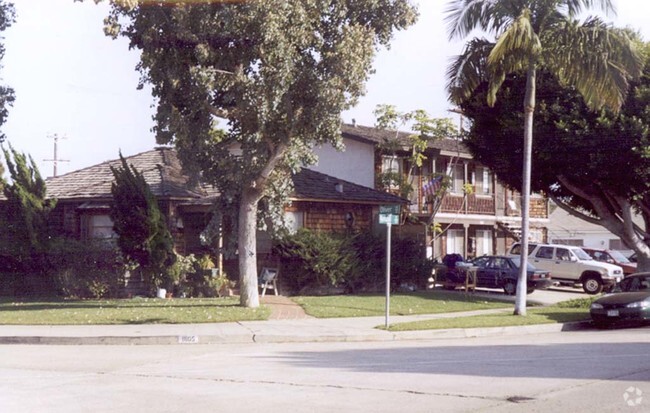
left=44, top=134, right=69, bottom=177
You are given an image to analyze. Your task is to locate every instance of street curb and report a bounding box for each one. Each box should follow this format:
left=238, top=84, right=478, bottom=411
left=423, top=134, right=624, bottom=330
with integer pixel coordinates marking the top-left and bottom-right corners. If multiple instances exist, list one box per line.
left=0, top=321, right=592, bottom=346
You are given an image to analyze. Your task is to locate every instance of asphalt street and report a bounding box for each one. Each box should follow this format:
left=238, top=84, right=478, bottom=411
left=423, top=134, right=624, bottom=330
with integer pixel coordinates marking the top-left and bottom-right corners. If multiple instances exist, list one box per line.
left=1, top=327, right=649, bottom=413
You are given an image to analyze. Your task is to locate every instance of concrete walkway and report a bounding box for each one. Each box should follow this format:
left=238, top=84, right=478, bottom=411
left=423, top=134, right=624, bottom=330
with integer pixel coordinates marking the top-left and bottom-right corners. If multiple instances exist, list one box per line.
left=0, top=288, right=592, bottom=345
left=261, top=295, right=312, bottom=320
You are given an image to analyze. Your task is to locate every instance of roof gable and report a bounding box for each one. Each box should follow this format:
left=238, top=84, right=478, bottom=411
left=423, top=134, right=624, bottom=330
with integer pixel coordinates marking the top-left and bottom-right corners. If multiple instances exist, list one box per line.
left=45, top=147, right=217, bottom=201
left=44, top=148, right=403, bottom=206
left=292, top=168, right=407, bottom=205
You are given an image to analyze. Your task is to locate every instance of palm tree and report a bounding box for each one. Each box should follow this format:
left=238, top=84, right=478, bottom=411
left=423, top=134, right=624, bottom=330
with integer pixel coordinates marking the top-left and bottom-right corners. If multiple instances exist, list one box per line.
left=445, top=0, right=643, bottom=315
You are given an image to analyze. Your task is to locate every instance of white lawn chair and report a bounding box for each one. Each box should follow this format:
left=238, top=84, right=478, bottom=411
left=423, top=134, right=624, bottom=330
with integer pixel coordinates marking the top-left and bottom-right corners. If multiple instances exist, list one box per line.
left=259, top=267, right=279, bottom=297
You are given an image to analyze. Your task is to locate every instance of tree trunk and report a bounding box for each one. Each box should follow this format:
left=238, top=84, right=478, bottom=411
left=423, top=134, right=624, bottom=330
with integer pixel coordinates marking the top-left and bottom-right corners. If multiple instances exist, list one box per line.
left=238, top=188, right=261, bottom=308
left=515, top=63, right=536, bottom=316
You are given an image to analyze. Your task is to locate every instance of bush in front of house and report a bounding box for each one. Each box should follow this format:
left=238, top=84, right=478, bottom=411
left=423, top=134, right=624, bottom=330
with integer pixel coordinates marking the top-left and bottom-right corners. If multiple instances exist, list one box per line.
left=389, top=237, right=435, bottom=291
left=48, top=238, right=126, bottom=299
left=174, top=254, right=235, bottom=298
left=274, top=229, right=434, bottom=294
left=274, top=229, right=358, bottom=294
left=348, top=232, right=434, bottom=292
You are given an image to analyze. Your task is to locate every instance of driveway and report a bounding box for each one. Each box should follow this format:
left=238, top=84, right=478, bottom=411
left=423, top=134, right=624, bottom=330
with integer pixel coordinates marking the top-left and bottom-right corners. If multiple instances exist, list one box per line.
left=470, top=285, right=590, bottom=306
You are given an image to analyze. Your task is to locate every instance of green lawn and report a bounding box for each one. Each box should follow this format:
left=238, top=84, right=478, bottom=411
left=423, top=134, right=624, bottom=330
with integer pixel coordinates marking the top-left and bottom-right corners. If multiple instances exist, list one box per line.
left=386, top=304, right=592, bottom=331
left=292, top=291, right=514, bottom=318
left=0, top=297, right=270, bottom=325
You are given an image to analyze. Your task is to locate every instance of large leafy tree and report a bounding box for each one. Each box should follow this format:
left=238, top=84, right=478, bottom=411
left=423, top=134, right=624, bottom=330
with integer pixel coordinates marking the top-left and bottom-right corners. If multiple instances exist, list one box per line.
left=445, top=0, right=643, bottom=315
left=461, top=44, right=650, bottom=270
left=110, top=154, right=176, bottom=292
left=100, top=0, right=417, bottom=307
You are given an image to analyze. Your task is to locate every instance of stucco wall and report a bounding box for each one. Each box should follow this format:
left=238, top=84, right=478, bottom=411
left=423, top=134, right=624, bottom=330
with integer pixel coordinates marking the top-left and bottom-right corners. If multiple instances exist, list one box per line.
left=311, top=138, right=375, bottom=188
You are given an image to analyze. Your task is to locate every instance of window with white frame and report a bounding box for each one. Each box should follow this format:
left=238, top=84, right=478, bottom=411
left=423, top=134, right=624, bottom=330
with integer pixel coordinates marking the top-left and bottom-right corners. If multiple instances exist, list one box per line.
left=88, top=215, right=117, bottom=240
left=285, top=211, right=304, bottom=234
left=448, top=163, right=464, bottom=194
left=381, top=155, right=403, bottom=190
left=480, top=167, right=492, bottom=194
left=446, top=229, right=465, bottom=255
left=475, top=230, right=493, bottom=256
left=381, top=155, right=402, bottom=175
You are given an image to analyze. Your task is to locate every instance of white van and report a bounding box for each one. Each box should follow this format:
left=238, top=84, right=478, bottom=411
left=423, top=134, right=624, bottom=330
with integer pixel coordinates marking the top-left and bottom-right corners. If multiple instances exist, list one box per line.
left=508, top=243, right=624, bottom=294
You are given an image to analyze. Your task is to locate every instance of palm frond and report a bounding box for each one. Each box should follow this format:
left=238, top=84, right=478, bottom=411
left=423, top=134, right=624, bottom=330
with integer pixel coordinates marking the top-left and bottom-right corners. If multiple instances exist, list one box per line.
left=558, top=0, right=615, bottom=18
left=445, top=0, right=519, bottom=40
left=542, top=16, right=643, bottom=112
left=446, top=38, right=494, bottom=104
left=489, top=8, right=541, bottom=64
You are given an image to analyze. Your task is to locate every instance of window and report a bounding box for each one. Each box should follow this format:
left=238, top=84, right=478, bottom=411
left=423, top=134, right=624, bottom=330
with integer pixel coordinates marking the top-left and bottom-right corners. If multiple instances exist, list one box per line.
left=381, top=156, right=402, bottom=175
left=475, top=230, right=493, bottom=256
left=556, top=248, right=571, bottom=261
left=551, top=239, right=583, bottom=246
left=446, top=229, right=465, bottom=255
left=87, top=215, right=117, bottom=240
left=535, top=246, right=554, bottom=259
left=473, top=167, right=492, bottom=195
left=448, top=163, right=464, bottom=194
left=609, top=239, right=624, bottom=250
left=285, top=211, right=304, bottom=234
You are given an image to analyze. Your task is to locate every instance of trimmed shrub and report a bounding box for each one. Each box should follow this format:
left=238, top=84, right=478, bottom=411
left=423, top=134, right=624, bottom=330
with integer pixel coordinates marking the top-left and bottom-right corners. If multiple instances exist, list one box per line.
left=48, top=238, right=125, bottom=299
left=274, top=229, right=358, bottom=294
left=274, top=229, right=434, bottom=294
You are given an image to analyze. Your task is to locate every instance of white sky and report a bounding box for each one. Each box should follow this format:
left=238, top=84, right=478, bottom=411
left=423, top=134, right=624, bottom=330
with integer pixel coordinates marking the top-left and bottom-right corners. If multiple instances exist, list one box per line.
left=1, top=0, right=649, bottom=178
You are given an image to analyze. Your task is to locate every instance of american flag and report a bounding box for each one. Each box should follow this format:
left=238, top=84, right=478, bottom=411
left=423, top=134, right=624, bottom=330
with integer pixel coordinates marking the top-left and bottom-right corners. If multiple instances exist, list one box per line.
left=422, top=175, right=443, bottom=197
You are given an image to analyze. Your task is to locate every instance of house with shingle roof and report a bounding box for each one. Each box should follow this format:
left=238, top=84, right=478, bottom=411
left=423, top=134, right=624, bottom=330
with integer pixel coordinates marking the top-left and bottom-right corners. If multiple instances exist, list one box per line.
left=44, top=147, right=406, bottom=262
left=311, top=123, right=550, bottom=260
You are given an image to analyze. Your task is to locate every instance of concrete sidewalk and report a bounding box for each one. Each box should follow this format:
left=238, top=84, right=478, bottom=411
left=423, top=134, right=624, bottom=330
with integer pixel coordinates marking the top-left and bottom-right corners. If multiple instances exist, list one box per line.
left=0, top=289, right=592, bottom=345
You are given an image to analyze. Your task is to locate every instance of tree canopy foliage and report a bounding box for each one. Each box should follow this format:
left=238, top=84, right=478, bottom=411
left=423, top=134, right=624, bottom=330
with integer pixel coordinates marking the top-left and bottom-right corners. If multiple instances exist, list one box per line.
left=460, top=42, right=650, bottom=267
left=446, top=0, right=643, bottom=315
left=101, top=0, right=418, bottom=307
left=110, top=154, right=176, bottom=290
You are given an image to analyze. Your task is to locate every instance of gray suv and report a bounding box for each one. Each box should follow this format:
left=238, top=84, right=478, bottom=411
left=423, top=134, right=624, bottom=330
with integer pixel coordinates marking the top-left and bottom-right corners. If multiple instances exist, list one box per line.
left=508, top=243, right=624, bottom=294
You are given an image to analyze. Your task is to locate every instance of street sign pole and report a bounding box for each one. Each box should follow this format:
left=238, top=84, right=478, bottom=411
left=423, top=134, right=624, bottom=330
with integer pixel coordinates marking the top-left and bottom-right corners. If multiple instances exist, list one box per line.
left=378, top=205, right=399, bottom=329
left=385, top=221, right=392, bottom=329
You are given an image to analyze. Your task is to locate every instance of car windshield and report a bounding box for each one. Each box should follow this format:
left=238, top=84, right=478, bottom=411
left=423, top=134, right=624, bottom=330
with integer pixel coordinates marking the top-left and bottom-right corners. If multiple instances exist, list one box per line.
left=510, top=257, right=536, bottom=271
left=573, top=248, right=592, bottom=260
left=619, top=276, right=650, bottom=292
left=609, top=250, right=631, bottom=263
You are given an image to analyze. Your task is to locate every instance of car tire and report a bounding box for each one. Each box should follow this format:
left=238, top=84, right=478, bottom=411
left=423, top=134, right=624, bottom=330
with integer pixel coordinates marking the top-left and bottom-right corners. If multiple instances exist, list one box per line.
left=583, top=276, right=604, bottom=295
left=526, top=287, right=535, bottom=294
left=503, top=280, right=517, bottom=295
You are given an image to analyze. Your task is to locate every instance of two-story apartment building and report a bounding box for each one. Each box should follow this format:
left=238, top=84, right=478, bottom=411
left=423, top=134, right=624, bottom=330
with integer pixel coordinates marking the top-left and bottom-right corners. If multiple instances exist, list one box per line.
left=312, top=123, right=549, bottom=260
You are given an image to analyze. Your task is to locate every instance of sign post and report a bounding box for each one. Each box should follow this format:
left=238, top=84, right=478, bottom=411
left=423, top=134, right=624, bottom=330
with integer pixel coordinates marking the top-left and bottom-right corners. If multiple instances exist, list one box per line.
left=379, top=205, right=400, bottom=328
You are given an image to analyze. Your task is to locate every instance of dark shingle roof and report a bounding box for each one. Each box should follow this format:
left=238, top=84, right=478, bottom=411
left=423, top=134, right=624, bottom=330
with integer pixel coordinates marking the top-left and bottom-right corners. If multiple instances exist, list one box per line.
left=340, top=123, right=470, bottom=155
left=291, top=168, right=407, bottom=205
left=44, top=148, right=403, bottom=206
left=45, top=147, right=218, bottom=201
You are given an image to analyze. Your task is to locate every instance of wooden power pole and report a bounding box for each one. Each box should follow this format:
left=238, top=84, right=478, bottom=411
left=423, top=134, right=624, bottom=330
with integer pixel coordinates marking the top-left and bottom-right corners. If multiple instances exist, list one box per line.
left=44, top=134, right=69, bottom=177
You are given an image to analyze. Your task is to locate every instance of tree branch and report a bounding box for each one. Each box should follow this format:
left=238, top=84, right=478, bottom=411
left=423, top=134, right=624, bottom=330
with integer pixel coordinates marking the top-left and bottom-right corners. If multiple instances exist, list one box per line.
left=548, top=193, right=601, bottom=225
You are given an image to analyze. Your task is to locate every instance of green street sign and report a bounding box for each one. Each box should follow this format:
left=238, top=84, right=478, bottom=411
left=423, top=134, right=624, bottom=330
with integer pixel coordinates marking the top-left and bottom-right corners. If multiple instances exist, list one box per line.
left=379, top=205, right=400, bottom=215
left=379, top=214, right=399, bottom=225
left=379, top=204, right=400, bottom=225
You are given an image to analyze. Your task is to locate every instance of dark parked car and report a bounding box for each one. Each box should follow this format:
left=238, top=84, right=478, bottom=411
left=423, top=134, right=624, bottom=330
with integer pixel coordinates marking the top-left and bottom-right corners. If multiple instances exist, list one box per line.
left=582, top=247, right=637, bottom=276
left=590, top=272, right=650, bottom=327
left=467, top=255, right=553, bottom=295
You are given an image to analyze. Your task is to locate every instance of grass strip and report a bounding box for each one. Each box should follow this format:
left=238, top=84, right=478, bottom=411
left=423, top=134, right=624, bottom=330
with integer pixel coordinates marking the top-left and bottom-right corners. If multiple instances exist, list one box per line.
left=385, top=306, right=591, bottom=331
left=0, top=297, right=270, bottom=325
left=293, top=291, right=513, bottom=318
